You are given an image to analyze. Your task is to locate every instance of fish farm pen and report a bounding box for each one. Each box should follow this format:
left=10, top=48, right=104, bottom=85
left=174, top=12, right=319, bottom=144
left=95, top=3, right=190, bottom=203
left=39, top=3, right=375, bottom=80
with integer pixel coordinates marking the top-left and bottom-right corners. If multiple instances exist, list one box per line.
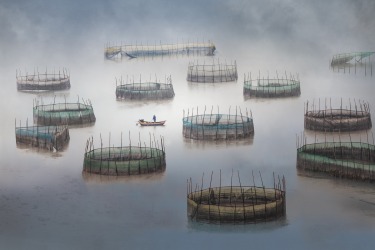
left=182, top=106, right=254, bottom=140
left=296, top=136, right=375, bottom=182
left=33, top=99, right=96, bottom=126
left=187, top=172, right=286, bottom=224
left=83, top=134, right=166, bottom=176
left=186, top=60, right=238, bottom=83
left=16, top=69, right=70, bottom=91
left=330, top=52, right=374, bottom=65
left=115, top=76, right=175, bottom=100
left=330, top=52, right=374, bottom=76
left=105, top=41, right=216, bottom=59
left=15, top=120, right=69, bottom=151
left=304, top=99, right=372, bottom=132
left=243, top=73, right=300, bottom=98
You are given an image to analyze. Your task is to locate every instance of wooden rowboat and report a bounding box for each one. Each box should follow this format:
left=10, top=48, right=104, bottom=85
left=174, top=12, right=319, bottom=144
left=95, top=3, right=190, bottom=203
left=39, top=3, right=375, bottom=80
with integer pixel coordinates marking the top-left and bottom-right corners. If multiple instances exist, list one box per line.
left=138, top=119, right=166, bottom=126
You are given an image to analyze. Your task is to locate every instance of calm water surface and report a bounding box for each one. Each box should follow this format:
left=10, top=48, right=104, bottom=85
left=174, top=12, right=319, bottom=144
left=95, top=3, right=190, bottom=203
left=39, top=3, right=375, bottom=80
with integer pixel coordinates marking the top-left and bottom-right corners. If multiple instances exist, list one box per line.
left=0, top=0, right=374, bottom=249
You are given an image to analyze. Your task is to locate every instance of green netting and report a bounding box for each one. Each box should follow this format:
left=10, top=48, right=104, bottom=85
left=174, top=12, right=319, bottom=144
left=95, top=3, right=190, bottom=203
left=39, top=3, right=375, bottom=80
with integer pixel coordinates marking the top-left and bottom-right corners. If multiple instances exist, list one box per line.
left=187, top=186, right=286, bottom=224
left=116, top=82, right=175, bottom=100
left=297, top=142, right=375, bottom=181
left=187, top=61, right=237, bottom=83
left=304, top=109, right=372, bottom=132
left=83, top=146, right=166, bottom=176
left=105, top=42, right=216, bottom=59
left=15, top=125, right=70, bottom=151
left=331, top=52, right=374, bottom=65
left=243, top=78, right=300, bottom=98
left=33, top=102, right=96, bottom=126
left=182, top=114, right=254, bottom=140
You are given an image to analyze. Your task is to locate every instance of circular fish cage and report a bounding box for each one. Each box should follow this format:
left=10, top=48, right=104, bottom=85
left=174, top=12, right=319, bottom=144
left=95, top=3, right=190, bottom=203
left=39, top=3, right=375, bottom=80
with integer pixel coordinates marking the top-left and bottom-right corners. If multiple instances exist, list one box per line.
left=187, top=60, right=237, bottom=83
left=33, top=101, right=96, bottom=126
left=15, top=124, right=70, bottom=151
left=243, top=75, right=300, bottom=98
left=304, top=100, right=372, bottom=132
left=116, top=80, right=175, bottom=100
left=297, top=142, right=375, bottom=181
left=16, top=69, right=70, bottom=91
left=187, top=184, right=286, bottom=224
left=182, top=108, right=254, bottom=140
left=83, top=145, right=166, bottom=176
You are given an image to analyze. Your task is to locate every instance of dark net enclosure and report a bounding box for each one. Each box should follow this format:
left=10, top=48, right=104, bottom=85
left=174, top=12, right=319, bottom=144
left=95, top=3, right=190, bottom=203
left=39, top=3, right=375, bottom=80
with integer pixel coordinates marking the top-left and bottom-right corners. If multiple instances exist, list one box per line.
left=182, top=107, right=254, bottom=140
left=187, top=172, right=286, bottom=224
left=116, top=76, right=175, bottom=100
left=15, top=121, right=69, bottom=151
left=297, top=141, right=375, bottom=182
left=83, top=135, right=166, bottom=176
left=16, top=69, right=70, bottom=91
left=243, top=73, right=300, bottom=98
left=304, top=99, right=372, bottom=132
left=187, top=60, right=238, bottom=83
left=33, top=99, right=96, bottom=126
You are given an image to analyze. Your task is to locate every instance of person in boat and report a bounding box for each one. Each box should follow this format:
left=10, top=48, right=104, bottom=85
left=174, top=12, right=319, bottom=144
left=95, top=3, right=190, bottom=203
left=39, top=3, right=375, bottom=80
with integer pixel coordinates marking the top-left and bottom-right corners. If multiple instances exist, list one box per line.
left=153, top=115, right=156, bottom=122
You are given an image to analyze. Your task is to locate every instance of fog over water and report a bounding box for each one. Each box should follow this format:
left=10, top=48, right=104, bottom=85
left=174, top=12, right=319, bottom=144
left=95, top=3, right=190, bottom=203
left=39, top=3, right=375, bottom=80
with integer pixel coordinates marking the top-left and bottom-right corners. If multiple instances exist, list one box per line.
left=1, top=0, right=375, bottom=249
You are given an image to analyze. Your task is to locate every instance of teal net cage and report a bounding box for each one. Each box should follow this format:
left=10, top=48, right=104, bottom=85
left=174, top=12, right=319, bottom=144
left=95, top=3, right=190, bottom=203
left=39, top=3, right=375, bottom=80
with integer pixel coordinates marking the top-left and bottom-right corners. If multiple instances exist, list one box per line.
left=33, top=99, right=96, bottom=126
left=116, top=76, right=175, bottom=100
left=330, top=52, right=374, bottom=76
left=16, top=68, right=70, bottom=91
left=15, top=120, right=69, bottom=151
left=297, top=140, right=375, bottom=182
left=105, top=40, right=216, bottom=59
left=187, top=60, right=238, bottom=83
left=83, top=134, right=166, bottom=176
left=243, top=72, right=300, bottom=98
left=182, top=106, right=254, bottom=140
left=330, top=52, right=374, bottom=65
left=304, top=99, right=372, bottom=132
left=187, top=172, right=286, bottom=224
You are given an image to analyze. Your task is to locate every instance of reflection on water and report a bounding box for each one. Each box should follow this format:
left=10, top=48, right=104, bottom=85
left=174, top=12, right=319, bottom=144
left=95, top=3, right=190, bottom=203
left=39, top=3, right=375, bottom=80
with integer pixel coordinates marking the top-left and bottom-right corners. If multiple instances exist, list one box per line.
left=186, top=217, right=289, bottom=233
left=15, top=143, right=66, bottom=158
left=82, top=171, right=166, bottom=184
left=187, top=80, right=237, bottom=90
left=331, top=61, right=374, bottom=77
left=183, top=136, right=254, bottom=149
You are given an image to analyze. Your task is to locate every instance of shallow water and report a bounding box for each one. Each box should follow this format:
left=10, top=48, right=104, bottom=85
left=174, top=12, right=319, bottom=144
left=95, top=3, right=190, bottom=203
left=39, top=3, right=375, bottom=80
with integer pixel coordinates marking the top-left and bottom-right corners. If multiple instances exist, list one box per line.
left=1, top=0, right=375, bottom=249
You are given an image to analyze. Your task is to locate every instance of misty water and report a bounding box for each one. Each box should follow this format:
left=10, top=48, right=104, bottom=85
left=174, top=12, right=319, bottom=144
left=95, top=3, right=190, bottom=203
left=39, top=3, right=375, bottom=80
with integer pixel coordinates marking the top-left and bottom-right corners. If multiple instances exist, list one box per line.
left=1, top=0, right=375, bottom=249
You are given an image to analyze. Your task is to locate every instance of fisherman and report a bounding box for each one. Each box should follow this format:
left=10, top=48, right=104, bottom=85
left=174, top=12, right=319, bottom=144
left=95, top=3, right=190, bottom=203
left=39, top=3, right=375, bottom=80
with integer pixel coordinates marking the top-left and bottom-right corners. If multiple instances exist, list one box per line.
left=153, top=115, right=156, bottom=122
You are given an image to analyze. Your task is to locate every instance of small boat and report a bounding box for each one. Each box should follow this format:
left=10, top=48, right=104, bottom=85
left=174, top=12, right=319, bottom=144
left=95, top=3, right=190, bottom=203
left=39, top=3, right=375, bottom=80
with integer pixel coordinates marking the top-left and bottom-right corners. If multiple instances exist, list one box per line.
left=138, top=119, right=166, bottom=126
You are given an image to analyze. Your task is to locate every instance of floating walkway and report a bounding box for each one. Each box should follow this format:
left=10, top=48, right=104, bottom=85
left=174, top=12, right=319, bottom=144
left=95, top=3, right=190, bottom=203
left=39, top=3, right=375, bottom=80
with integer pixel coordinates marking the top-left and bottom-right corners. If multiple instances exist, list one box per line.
left=116, top=76, right=175, bottom=100
left=33, top=99, right=96, bottom=126
left=182, top=106, right=254, bottom=140
left=15, top=121, right=69, bottom=151
left=83, top=134, right=166, bottom=176
left=187, top=60, right=238, bottom=83
left=16, top=69, right=70, bottom=92
left=187, top=172, right=286, bottom=224
left=105, top=41, right=215, bottom=59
